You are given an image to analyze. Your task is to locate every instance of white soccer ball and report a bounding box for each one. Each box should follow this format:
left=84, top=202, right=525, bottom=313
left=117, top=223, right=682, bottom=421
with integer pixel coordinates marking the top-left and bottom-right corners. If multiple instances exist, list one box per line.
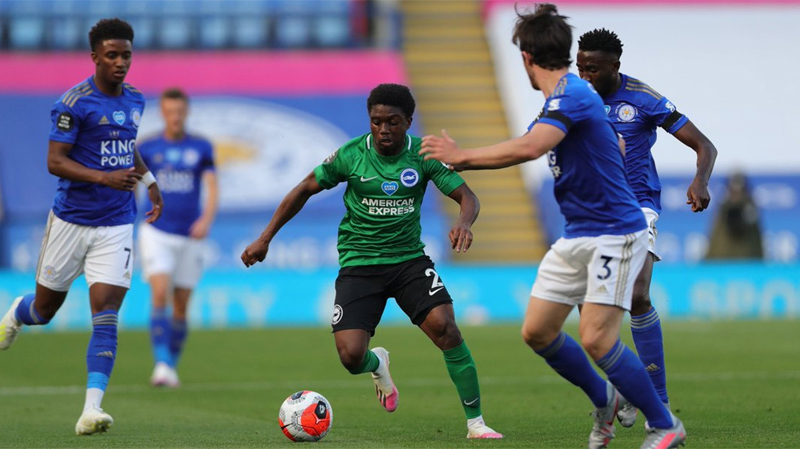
left=278, top=390, right=333, bottom=442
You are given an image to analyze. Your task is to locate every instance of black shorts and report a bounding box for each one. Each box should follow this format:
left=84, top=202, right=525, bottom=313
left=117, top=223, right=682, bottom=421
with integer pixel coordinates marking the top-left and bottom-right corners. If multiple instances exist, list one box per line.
left=331, top=255, right=453, bottom=335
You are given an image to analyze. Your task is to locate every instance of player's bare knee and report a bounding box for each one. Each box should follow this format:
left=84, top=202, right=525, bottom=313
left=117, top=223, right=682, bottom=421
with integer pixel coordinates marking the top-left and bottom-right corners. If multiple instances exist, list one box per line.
left=339, top=349, right=364, bottom=373
left=580, top=332, right=613, bottom=361
left=630, top=288, right=652, bottom=316
left=521, top=325, right=554, bottom=351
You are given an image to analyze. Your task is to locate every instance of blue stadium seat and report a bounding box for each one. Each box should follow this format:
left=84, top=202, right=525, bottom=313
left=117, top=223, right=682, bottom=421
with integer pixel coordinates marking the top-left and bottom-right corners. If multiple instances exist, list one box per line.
left=198, top=0, right=229, bottom=49
left=9, top=17, right=45, bottom=50
left=231, top=1, right=270, bottom=49
left=160, top=16, right=192, bottom=49
left=158, top=1, right=193, bottom=49
left=275, top=16, right=310, bottom=48
left=7, top=0, right=46, bottom=49
left=122, top=1, right=158, bottom=49
left=49, top=16, right=83, bottom=50
left=199, top=16, right=229, bottom=49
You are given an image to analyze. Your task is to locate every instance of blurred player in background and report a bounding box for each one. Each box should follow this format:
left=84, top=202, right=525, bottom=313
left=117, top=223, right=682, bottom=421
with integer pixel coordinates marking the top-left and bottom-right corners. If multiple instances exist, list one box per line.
left=241, top=84, right=503, bottom=439
left=137, top=88, right=217, bottom=387
left=421, top=5, right=685, bottom=449
left=0, top=18, right=163, bottom=435
left=577, top=28, right=718, bottom=426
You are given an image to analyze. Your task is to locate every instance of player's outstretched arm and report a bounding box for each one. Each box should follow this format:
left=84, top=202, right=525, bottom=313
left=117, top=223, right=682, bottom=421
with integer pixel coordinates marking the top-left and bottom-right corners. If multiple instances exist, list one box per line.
left=241, top=171, right=324, bottom=267
left=446, top=183, right=480, bottom=253
left=48, top=140, right=142, bottom=190
left=672, top=120, right=718, bottom=212
left=134, top=148, right=163, bottom=223
left=420, top=124, right=565, bottom=170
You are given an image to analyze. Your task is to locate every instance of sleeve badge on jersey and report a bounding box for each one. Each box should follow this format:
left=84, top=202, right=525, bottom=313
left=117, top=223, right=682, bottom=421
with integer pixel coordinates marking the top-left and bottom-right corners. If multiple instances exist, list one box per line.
left=547, top=99, right=561, bottom=111
left=665, top=101, right=676, bottom=112
left=323, top=150, right=338, bottom=164
left=56, top=112, right=74, bottom=131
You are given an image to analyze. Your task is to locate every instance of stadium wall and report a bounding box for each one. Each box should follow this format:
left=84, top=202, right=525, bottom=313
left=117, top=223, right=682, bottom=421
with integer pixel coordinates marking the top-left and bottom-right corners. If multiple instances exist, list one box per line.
left=0, top=263, right=797, bottom=331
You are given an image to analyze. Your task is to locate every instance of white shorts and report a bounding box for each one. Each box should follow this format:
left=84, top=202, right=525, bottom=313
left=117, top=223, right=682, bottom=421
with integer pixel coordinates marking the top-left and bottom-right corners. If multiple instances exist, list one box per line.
left=642, top=207, right=660, bottom=260
left=36, top=211, right=134, bottom=291
left=531, top=230, right=648, bottom=311
left=138, top=223, right=205, bottom=289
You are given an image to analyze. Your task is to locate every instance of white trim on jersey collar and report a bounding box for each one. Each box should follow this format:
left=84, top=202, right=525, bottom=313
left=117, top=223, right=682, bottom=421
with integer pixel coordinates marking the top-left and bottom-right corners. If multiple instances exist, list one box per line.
left=364, top=134, right=411, bottom=151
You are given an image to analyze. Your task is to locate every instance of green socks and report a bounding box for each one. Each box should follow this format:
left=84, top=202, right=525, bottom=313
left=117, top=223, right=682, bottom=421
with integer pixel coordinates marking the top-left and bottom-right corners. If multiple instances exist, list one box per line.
left=443, top=341, right=482, bottom=419
left=349, top=348, right=380, bottom=375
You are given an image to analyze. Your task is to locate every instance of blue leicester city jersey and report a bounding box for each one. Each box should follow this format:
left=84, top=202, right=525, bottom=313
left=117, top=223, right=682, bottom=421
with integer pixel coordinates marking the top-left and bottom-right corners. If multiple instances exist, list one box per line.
left=138, top=134, right=215, bottom=236
left=48, top=76, right=145, bottom=226
left=532, top=73, right=645, bottom=238
left=603, top=74, right=689, bottom=214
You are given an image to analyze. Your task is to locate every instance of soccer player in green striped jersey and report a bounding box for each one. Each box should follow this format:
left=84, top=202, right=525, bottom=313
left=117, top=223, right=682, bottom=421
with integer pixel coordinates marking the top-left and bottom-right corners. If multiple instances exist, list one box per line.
left=242, top=84, right=503, bottom=439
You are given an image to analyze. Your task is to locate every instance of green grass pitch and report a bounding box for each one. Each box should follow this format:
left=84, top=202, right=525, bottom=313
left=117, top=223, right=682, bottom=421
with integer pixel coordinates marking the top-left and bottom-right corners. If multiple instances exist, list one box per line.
left=1, top=321, right=798, bottom=448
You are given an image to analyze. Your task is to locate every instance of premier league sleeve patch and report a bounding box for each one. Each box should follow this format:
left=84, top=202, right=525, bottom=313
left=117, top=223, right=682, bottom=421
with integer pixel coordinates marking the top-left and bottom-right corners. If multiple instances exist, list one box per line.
left=56, top=112, right=74, bottom=131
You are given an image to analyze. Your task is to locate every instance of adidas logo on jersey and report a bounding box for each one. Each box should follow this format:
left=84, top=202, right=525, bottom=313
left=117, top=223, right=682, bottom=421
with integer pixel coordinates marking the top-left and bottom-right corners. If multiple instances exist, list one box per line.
left=96, top=351, right=115, bottom=359
left=99, top=115, right=110, bottom=125
left=596, top=285, right=608, bottom=294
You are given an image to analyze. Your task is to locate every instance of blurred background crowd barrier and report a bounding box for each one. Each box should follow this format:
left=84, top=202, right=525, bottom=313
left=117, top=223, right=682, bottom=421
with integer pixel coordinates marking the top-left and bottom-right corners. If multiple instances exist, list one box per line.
left=0, top=0, right=798, bottom=329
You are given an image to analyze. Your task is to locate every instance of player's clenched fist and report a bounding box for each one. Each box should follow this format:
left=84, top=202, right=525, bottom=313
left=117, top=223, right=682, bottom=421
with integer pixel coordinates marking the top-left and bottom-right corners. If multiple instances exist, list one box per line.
left=102, top=167, right=142, bottom=191
left=145, top=183, right=164, bottom=224
left=241, top=239, right=269, bottom=267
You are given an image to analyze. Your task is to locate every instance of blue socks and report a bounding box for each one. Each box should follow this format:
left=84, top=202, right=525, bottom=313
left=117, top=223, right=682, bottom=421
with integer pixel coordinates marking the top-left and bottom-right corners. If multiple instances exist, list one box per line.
left=151, top=308, right=188, bottom=368
left=597, top=339, right=672, bottom=429
left=14, top=294, right=50, bottom=325
left=169, top=318, right=188, bottom=367
left=150, top=307, right=172, bottom=366
left=86, top=311, right=118, bottom=392
left=535, top=332, right=609, bottom=408
left=631, top=307, right=669, bottom=403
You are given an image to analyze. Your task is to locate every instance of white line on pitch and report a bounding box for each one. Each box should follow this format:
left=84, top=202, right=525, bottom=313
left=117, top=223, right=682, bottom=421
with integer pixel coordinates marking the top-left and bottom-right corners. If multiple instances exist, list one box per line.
left=1, top=370, right=798, bottom=397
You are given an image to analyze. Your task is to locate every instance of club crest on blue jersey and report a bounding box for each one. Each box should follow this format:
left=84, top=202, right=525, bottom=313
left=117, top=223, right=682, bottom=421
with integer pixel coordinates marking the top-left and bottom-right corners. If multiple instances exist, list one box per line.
left=130, top=108, right=142, bottom=128
left=381, top=181, right=398, bottom=196
left=112, top=111, right=126, bottom=125
left=183, top=149, right=200, bottom=166
left=400, top=168, right=419, bottom=187
left=616, top=104, right=637, bottom=122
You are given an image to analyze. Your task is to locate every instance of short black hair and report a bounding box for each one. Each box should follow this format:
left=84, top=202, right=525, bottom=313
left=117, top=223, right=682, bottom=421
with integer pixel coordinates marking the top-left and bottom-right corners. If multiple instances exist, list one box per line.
left=367, top=83, right=415, bottom=118
left=161, top=87, right=189, bottom=102
left=578, top=28, right=624, bottom=59
left=512, top=3, right=572, bottom=70
left=89, top=18, right=134, bottom=52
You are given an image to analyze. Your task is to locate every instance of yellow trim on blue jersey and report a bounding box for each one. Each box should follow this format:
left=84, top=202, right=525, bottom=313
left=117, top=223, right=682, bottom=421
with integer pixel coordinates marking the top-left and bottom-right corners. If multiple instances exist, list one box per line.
left=626, top=79, right=662, bottom=99
left=625, top=86, right=662, bottom=100
left=553, top=77, right=568, bottom=96
left=626, top=81, right=660, bottom=95
left=62, top=83, right=91, bottom=107
left=123, top=83, right=141, bottom=94
left=67, top=89, right=94, bottom=107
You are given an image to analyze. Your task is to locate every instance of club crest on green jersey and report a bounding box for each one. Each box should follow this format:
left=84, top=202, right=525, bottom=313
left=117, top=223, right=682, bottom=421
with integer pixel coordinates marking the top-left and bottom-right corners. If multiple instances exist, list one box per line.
left=400, top=168, right=419, bottom=187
